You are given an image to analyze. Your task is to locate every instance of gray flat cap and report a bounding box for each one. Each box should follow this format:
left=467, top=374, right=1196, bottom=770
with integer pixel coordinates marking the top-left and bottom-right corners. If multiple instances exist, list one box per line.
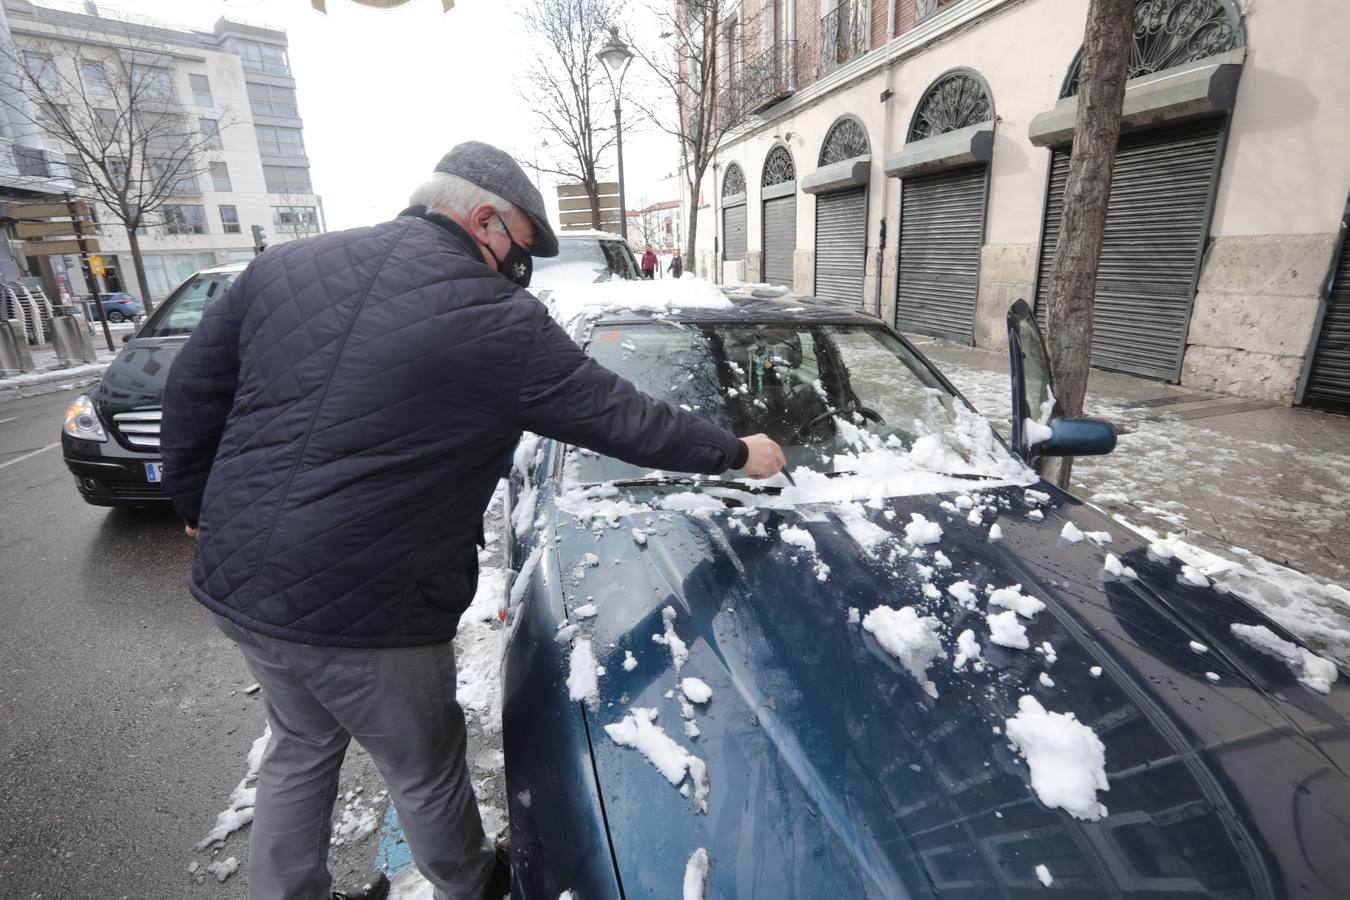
left=434, top=141, right=559, bottom=257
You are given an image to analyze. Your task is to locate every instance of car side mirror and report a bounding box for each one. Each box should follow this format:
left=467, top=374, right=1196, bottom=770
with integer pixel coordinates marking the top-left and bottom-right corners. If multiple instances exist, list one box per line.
left=121, top=334, right=131, bottom=345
left=1036, top=416, right=1117, bottom=457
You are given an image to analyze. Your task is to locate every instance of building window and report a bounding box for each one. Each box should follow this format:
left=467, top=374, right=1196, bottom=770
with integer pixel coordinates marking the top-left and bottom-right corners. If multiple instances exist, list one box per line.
left=273, top=205, right=320, bottom=235
left=189, top=73, right=213, bottom=107
left=237, top=39, right=290, bottom=76
left=163, top=204, right=207, bottom=235
left=81, top=61, right=110, bottom=99
left=38, top=101, right=66, bottom=131
left=263, top=164, right=312, bottom=194
left=247, top=82, right=299, bottom=118
left=219, top=204, right=241, bottom=234
left=13, top=145, right=49, bottom=177
left=131, top=65, right=176, bottom=102
left=23, top=51, right=57, bottom=91
left=254, top=124, right=306, bottom=159
left=199, top=118, right=222, bottom=150
left=209, top=161, right=232, bottom=192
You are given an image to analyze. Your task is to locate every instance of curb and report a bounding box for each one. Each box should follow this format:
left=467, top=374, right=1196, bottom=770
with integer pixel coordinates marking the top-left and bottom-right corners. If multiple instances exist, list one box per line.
left=0, top=365, right=107, bottom=403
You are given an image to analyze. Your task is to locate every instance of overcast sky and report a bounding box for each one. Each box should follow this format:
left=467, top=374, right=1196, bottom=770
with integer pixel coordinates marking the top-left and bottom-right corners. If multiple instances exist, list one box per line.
left=101, top=0, right=680, bottom=231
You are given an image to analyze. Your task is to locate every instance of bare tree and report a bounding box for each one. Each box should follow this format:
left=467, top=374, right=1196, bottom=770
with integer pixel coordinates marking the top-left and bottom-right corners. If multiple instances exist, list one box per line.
left=1042, top=0, right=1134, bottom=488
left=627, top=196, right=664, bottom=251
left=0, top=33, right=233, bottom=313
left=628, top=0, right=759, bottom=268
left=516, top=0, right=620, bottom=230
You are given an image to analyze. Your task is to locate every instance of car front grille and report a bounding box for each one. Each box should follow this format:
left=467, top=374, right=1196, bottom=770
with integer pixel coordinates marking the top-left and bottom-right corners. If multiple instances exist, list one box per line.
left=107, top=482, right=165, bottom=499
left=112, top=408, right=161, bottom=450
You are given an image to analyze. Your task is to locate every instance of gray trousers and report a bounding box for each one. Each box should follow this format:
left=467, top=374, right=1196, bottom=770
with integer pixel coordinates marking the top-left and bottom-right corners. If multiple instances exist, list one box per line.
left=213, top=614, right=495, bottom=900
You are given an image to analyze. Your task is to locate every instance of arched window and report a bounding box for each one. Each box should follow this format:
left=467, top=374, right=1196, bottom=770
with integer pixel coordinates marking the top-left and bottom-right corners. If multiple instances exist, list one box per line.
left=908, top=70, right=994, bottom=142
left=1062, top=0, right=1243, bottom=97
left=722, top=163, right=746, bottom=198
left=818, top=117, right=870, bottom=166
left=761, top=145, right=795, bottom=187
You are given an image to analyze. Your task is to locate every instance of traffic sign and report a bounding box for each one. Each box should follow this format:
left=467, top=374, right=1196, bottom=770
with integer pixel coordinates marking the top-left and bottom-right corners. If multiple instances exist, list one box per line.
left=88, top=255, right=105, bottom=276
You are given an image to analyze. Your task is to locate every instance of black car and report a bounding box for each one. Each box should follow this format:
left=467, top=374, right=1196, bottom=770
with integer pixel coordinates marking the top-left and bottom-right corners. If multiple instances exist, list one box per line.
left=62, top=263, right=245, bottom=508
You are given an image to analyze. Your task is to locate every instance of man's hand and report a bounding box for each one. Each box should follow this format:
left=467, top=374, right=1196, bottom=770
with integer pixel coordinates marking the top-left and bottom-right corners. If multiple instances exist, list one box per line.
left=185, top=525, right=198, bottom=539
left=738, top=434, right=786, bottom=479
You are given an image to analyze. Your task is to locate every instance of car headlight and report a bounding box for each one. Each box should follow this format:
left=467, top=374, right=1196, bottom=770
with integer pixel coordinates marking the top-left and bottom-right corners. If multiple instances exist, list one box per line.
left=64, top=394, right=107, bottom=442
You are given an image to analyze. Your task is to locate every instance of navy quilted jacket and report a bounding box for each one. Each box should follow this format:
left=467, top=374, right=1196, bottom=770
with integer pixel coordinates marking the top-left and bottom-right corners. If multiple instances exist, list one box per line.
left=160, top=211, right=746, bottom=647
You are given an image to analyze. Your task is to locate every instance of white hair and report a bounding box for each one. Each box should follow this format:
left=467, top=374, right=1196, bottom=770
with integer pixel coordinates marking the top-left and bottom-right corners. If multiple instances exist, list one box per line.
left=409, top=172, right=517, bottom=230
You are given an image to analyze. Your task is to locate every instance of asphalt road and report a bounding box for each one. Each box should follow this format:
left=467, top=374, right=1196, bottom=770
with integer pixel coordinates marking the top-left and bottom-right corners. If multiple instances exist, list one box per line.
left=0, top=388, right=389, bottom=898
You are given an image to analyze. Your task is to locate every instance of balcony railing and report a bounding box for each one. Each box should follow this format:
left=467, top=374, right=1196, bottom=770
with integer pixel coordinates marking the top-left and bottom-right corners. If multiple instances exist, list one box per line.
left=742, top=39, right=797, bottom=115
left=820, top=1, right=870, bottom=77
left=915, top=0, right=968, bottom=24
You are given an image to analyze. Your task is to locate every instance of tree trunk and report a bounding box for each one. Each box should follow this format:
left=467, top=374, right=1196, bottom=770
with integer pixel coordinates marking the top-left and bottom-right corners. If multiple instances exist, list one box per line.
left=1042, top=0, right=1134, bottom=489
left=684, top=165, right=705, bottom=274
left=124, top=224, right=156, bottom=316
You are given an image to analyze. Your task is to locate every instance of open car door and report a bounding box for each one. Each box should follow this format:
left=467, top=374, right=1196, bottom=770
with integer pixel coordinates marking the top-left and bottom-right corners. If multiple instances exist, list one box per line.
left=1007, top=299, right=1117, bottom=467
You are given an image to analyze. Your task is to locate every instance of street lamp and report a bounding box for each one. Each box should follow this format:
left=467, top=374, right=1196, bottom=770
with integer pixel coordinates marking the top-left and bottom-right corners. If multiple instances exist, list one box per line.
left=596, top=27, right=633, bottom=239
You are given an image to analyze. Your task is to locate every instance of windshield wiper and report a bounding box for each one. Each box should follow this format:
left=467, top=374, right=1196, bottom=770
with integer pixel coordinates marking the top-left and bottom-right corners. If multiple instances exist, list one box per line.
left=597, top=477, right=781, bottom=495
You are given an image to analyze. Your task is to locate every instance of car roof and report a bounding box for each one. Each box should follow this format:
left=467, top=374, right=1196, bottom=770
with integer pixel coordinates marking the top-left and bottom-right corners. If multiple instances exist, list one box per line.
left=548, top=280, right=881, bottom=329
left=196, top=261, right=250, bottom=275
left=556, top=230, right=628, bottom=242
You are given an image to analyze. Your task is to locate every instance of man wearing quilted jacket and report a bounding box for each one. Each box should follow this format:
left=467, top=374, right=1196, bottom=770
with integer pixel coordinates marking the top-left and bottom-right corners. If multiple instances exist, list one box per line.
left=159, top=141, right=784, bottom=900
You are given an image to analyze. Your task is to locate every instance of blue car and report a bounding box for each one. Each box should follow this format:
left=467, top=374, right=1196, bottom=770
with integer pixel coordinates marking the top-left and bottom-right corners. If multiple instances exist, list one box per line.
left=85, top=291, right=144, bottom=323
left=501, top=289, right=1350, bottom=898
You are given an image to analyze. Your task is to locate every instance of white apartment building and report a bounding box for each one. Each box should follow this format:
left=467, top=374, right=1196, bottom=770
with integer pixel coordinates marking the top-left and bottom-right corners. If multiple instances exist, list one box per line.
left=2, top=0, right=323, bottom=302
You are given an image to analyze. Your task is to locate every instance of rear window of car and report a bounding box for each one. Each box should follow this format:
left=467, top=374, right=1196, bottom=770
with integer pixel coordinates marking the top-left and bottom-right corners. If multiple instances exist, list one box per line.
left=138, top=272, right=239, bottom=338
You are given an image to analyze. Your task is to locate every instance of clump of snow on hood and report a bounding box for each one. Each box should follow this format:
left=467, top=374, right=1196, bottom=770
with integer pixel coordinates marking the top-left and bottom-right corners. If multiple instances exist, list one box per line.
left=567, top=639, right=602, bottom=707
left=681, top=677, right=713, bottom=705
left=1060, top=522, right=1084, bottom=544
left=652, top=605, right=690, bottom=671
left=987, top=610, right=1030, bottom=650
left=573, top=603, right=598, bottom=619
left=1035, top=864, right=1054, bottom=887
left=683, top=848, right=711, bottom=900
left=557, top=483, right=652, bottom=532
left=1024, top=489, right=1052, bottom=506
left=548, top=279, right=734, bottom=329
left=847, top=606, right=861, bottom=624
left=862, top=606, right=946, bottom=698
left=623, top=651, right=638, bottom=671
left=1004, top=695, right=1109, bottom=820
left=947, top=581, right=978, bottom=609
left=603, top=707, right=710, bottom=813
left=1230, top=624, right=1339, bottom=694
left=1188, top=640, right=1208, bottom=654
left=953, top=629, right=982, bottom=671
left=988, top=523, right=1003, bottom=542
left=1101, top=553, right=1137, bottom=580
left=1039, top=672, right=1055, bottom=688
left=904, top=513, right=943, bottom=546
left=987, top=584, right=1046, bottom=619
left=1083, top=530, right=1112, bottom=546
left=1178, top=564, right=1210, bottom=588
left=838, top=502, right=890, bottom=551
left=779, top=524, right=816, bottom=552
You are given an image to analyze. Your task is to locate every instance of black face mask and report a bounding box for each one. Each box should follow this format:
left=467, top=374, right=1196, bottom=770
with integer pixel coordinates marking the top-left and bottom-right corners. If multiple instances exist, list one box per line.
left=482, top=214, right=533, bottom=288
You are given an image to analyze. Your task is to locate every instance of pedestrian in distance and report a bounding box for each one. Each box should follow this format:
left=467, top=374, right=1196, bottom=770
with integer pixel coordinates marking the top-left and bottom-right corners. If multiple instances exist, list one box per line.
left=640, top=244, right=657, bottom=279
left=159, top=141, right=786, bottom=900
left=669, top=251, right=683, bottom=279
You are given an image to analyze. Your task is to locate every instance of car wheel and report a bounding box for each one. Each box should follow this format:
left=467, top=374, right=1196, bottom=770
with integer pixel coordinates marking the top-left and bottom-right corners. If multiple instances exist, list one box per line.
left=106, top=310, right=125, bottom=323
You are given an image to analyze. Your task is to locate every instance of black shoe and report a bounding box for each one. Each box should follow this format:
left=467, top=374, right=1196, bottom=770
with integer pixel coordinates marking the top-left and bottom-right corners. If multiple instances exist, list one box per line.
left=334, top=872, right=390, bottom=900
left=483, top=832, right=511, bottom=899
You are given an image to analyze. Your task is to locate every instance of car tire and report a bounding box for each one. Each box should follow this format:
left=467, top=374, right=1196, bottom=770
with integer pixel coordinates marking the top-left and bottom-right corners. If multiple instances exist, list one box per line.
left=107, top=310, right=126, bottom=323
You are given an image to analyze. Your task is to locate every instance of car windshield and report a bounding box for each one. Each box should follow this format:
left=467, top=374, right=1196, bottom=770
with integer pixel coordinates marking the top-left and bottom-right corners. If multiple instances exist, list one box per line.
left=567, top=321, right=1029, bottom=491
left=137, top=271, right=239, bottom=339
left=533, top=238, right=639, bottom=289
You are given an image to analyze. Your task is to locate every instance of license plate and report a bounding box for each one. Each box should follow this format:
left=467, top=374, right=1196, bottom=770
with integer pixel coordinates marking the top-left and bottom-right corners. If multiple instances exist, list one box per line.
left=145, top=462, right=163, bottom=483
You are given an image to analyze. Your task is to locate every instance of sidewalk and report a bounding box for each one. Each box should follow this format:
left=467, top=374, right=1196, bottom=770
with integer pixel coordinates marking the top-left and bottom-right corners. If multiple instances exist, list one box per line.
left=0, top=339, right=120, bottom=401
left=908, top=336, right=1350, bottom=593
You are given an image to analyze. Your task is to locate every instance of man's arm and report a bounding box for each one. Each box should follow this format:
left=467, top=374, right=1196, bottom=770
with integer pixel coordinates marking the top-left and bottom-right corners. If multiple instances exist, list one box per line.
left=159, top=273, right=249, bottom=528
left=514, top=305, right=780, bottom=477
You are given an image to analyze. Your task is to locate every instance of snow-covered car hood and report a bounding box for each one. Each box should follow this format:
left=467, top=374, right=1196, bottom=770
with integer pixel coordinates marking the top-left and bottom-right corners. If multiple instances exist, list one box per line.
left=552, top=483, right=1350, bottom=897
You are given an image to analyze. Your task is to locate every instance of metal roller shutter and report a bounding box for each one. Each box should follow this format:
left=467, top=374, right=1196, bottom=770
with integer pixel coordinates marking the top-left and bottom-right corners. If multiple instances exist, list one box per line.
left=723, top=204, right=747, bottom=261
left=1302, top=233, right=1350, bottom=412
left=896, top=166, right=986, bottom=342
left=1034, top=120, right=1222, bottom=381
left=762, top=195, right=796, bottom=288
left=814, top=188, right=867, bottom=306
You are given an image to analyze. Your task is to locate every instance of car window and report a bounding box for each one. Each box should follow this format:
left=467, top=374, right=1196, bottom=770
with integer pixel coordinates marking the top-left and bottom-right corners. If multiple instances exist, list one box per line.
left=533, top=238, right=639, bottom=288
left=567, top=322, right=1015, bottom=484
left=138, top=272, right=239, bottom=338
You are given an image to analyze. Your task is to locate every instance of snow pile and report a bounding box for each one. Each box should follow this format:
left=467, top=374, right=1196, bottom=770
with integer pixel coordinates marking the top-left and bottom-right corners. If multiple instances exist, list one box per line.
left=953, top=629, right=982, bottom=671
left=862, top=606, right=945, bottom=698
left=986, top=610, right=1030, bottom=650
left=903, top=513, right=943, bottom=546
left=1083, top=530, right=1112, bottom=546
left=604, top=708, right=710, bottom=813
left=204, top=857, right=239, bottom=883
left=547, top=279, right=733, bottom=328
left=1004, top=695, right=1109, bottom=820
left=681, top=678, right=713, bottom=705
left=457, top=566, right=508, bottom=718
left=947, top=581, right=978, bottom=609
left=567, top=638, right=602, bottom=706
left=779, top=525, right=817, bottom=552
left=652, top=605, right=690, bottom=671
left=331, top=791, right=379, bottom=846
left=683, top=848, right=710, bottom=900
left=623, top=650, right=638, bottom=671
left=1035, top=864, right=1054, bottom=887
left=1101, top=553, right=1137, bottom=580
left=1178, top=564, right=1210, bottom=587
left=1230, top=624, right=1339, bottom=694
left=988, top=523, right=1003, bottom=542
left=1060, top=522, right=1084, bottom=544
left=987, top=584, right=1045, bottom=618
left=196, top=722, right=270, bottom=850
